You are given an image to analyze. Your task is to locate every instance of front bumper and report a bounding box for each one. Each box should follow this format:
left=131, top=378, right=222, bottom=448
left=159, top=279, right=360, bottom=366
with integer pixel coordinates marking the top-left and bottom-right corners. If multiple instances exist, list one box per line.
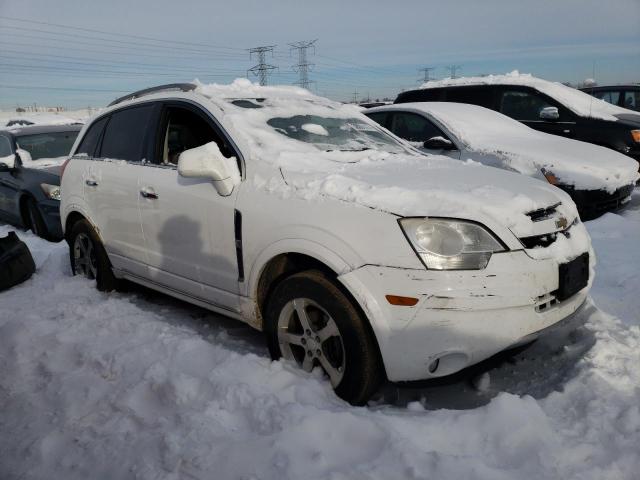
left=559, top=184, right=634, bottom=220
left=37, top=198, right=63, bottom=240
left=339, top=247, right=594, bottom=382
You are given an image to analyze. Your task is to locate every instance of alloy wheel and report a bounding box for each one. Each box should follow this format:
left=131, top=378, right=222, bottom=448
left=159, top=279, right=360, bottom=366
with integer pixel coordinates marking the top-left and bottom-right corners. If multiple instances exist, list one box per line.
left=73, top=233, right=98, bottom=280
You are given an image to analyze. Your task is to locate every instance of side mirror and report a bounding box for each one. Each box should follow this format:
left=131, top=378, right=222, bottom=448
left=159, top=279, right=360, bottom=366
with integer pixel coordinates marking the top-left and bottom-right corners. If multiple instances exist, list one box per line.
left=177, top=141, right=240, bottom=196
left=539, top=106, right=559, bottom=121
left=0, top=162, right=11, bottom=172
left=423, top=136, right=456, bottom=150
left=16, top=148, right=32, bottom=164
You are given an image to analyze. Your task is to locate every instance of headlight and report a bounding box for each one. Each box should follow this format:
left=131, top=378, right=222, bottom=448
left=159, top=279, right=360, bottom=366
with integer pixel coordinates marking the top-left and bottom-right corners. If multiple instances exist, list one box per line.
left=631, top=130, right=640, bottom=143
left=399, top=218, right=506, bottom=270
left=40, top=183, right=61, bottom=201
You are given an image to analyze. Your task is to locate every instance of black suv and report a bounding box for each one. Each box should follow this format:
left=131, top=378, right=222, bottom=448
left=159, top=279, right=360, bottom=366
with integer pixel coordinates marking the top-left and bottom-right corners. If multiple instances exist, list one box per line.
left=396, top=80, right=640, bottom=167
left=580, top=85, right=640, bottom=112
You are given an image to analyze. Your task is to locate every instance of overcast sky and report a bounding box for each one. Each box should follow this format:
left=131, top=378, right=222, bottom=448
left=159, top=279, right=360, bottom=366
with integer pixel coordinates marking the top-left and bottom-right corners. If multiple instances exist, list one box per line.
left=1, top=0, right=639, bottom=108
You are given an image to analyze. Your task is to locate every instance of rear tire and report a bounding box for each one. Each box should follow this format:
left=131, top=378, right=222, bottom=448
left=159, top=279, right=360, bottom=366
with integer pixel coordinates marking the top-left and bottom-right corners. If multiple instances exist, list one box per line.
left=25, top=198, right=48, bottom=239
left=265, top=270, right=383, bottom=405
left=68, top=219, right=119, bottom=292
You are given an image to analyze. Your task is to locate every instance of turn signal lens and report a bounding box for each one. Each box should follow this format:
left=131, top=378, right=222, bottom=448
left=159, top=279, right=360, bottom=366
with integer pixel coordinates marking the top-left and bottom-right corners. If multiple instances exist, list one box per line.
left=543, top=170, right=559, bottom=185
left=631, top=130, right=640, bottom=143
left=385, top=295, right=419, bottom=306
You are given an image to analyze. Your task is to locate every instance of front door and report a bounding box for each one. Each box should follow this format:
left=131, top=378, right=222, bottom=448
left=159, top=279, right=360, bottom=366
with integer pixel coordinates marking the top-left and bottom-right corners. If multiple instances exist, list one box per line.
left=138, top=102, right=240, bottom=311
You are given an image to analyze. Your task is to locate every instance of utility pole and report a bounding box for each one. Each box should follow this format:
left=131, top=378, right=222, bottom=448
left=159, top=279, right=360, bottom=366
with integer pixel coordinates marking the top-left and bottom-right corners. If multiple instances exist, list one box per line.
left=418, top=67, right=435, bottom=83
left=446, top=65, right=462, bottom=79
left=247, top=45, right=277, bottom=86
left=289, top=39, right=317, bottom=89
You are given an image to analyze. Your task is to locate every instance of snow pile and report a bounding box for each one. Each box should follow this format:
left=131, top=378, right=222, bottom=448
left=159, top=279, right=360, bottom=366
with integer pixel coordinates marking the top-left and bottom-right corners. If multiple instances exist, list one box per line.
left=0, top=110, right=88, bottom=128
left=1, top=194, right=640, bottom=479
left=403, top=102, right=640, bottom=192
left=195, top=79, right=578, bottom=237
left=420, top=71, right=635, bottom=121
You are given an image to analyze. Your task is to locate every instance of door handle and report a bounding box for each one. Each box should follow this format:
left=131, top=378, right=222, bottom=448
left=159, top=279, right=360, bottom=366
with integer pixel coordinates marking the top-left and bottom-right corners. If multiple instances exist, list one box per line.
left=140, top=187, right=158, bottom=199
left=85, top=179, right=98, bottom=187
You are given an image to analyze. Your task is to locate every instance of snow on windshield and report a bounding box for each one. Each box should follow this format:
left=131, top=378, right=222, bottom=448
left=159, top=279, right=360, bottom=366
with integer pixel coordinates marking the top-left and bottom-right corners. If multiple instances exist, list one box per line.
left=421, top=71, right=633, bottom=121
left=267, top=115, right=403, bottom=153
left=196, top=79, right=410, bottom=170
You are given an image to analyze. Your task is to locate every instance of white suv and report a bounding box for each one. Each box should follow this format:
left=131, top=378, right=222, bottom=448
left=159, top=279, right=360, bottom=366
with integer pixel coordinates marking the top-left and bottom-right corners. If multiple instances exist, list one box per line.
left=61, top=81, right=593, bottom=404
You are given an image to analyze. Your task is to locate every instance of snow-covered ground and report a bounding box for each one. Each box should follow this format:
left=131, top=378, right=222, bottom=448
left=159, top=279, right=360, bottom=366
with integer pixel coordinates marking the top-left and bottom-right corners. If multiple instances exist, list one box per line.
left=0, top=109, right=92, bottom=128
left=1, top=194, right=639, bottom=479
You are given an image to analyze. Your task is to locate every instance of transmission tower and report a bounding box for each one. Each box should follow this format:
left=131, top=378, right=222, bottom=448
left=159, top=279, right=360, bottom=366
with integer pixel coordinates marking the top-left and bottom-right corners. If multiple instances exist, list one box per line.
left=446, top=65, right=462, bottom=79
left=289, top=39, right=317, bottom=89
left=247, top=45, right=277, bottom=86
left=418, top=67, right=435, bottom=83
left=352, top=89, right=359, bottom=104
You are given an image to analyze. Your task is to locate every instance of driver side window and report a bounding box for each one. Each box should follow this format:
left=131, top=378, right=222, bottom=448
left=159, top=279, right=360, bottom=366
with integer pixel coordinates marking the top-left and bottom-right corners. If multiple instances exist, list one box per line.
left=158, top=106, right=234, bottom=166
left=389, top=112, right=447, bottom=142
left=500, top=89, right=559, bottom=121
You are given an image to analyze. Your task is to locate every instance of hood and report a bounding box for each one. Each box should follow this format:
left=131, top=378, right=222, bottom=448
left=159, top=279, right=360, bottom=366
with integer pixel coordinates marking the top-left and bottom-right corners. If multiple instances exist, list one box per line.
left=614, top=113, right=640, bottom=128
left=280, top=152, right=577, bottom=238
left=462, top=129, right=639, bottom=193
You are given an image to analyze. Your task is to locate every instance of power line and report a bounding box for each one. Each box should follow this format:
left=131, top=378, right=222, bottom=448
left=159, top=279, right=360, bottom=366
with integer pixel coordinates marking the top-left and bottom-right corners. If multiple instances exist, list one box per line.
left=289, top=39, right=317, bottom=90
left=247, top=46, right=278, bottom=86
left=0, top=15, right=246, bottom=52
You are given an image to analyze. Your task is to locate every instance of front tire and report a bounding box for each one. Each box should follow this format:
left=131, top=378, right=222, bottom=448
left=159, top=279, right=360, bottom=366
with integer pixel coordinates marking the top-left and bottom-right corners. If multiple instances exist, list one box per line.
left=25, top=198, right=48, bottom=239
left=68, top=219, right=118, bottom=291
left=265, top=270, right=383, bottom=405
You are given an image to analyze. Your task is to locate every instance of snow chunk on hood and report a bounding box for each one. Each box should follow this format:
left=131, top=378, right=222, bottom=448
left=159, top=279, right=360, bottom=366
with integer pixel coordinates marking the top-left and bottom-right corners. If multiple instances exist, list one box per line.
left=420, top=71, right=634, bottom=122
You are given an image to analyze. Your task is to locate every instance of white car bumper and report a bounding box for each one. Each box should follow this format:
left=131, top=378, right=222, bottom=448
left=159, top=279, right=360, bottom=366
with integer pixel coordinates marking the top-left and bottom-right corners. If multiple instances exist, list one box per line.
left=339, top=247, right=594, bottom=382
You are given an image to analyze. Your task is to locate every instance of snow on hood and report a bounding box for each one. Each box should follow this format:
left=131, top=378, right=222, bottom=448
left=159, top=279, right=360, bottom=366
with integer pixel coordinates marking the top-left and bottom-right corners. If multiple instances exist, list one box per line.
left=195, top=80, right=576, bottom=236
left=21, top=156, right=68, bottom=170
left=403, top=102, right=640, bottom=192
left=420, top=71, right=634, bottom=122
left=281, top=153, right=577, bottom=237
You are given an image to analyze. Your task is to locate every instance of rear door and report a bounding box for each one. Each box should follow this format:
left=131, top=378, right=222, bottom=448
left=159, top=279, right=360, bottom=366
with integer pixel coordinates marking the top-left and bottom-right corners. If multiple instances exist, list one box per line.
left=82, top=104, right=157, bottom=277
left=497, top=86, right=577, bottom=138
left=137, top=100, right=241, bottom=311
left=0, top=134, right=19, bottom=223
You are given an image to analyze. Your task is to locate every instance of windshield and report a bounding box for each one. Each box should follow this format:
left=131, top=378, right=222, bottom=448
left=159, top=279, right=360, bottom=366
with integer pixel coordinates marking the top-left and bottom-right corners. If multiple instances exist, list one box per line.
left=267, top=115, right=405, bottom=153
left=16, top=131, right=79, bottom=160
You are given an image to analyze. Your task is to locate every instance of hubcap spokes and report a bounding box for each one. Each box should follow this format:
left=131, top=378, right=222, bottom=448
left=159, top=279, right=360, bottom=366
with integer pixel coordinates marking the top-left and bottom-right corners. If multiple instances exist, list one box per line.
left=277, top=298, right=346, bottom=387
left=73, top=233, right=97, bottom=280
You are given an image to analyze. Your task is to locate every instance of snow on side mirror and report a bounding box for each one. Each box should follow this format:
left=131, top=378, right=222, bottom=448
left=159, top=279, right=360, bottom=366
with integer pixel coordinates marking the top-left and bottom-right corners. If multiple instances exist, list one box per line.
left=16, top=148, right=32, bottom=163
left=0, top=154, right=16, bottom=170
left=539, top=106, right=560, bottom=121
left=423, top=136, right=455, bottom=150
left=177, top=142, right=240, bottom=196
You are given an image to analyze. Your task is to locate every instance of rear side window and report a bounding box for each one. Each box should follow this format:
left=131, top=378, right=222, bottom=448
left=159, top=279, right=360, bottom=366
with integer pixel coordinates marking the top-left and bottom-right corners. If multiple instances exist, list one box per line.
left=389, top=112, right=446, bottom=142
left=76, top=117, right=108, bottom=157
left=0, top=136, right=12, bottom=157
left=445, top=86, right=494, bottom=108
left=624, top=91, right=639, bottom=110
left=594, top=90, right=621, bottom=106
left=100, top=105, right=154, bottom=162
left=365, top=112, right=389, bottom=129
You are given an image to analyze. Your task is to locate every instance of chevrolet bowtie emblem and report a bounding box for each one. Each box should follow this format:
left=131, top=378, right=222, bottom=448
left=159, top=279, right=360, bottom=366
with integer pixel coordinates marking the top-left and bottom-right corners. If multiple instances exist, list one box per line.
left=555, top=217, right=568, bottom=229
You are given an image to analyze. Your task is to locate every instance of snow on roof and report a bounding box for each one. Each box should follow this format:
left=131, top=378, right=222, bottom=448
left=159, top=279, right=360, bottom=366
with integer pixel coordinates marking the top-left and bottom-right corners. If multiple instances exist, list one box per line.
left=420, top=71, right=632, bottom=121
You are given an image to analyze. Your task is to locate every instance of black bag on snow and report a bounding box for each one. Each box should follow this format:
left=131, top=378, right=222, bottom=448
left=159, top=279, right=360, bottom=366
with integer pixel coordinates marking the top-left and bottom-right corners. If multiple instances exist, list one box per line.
left=0, top=231, right=36, bottom=291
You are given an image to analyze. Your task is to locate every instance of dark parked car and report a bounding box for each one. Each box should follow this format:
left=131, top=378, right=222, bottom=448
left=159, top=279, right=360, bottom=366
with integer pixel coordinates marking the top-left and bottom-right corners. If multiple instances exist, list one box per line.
left=395, top=74, right=640, bottom=167
left=580, top=85, right=640, bottom=112
left=0, top=124, right=82, bottom=240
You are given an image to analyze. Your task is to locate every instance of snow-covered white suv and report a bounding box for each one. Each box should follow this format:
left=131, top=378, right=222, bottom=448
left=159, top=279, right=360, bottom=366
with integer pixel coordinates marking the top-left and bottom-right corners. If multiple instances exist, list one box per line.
left=61, top=81, right=593, bottom=404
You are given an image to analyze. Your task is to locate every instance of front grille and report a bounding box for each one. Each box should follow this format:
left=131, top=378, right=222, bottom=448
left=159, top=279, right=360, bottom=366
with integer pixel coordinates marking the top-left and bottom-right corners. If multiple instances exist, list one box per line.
left=519, top=219, right=576, bottom=249
left=525, top=202, right=561, bottom=222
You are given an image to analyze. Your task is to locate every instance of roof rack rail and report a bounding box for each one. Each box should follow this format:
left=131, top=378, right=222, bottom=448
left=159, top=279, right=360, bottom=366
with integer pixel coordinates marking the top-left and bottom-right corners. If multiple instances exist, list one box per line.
left=108, top=83, right=197, bottom=107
